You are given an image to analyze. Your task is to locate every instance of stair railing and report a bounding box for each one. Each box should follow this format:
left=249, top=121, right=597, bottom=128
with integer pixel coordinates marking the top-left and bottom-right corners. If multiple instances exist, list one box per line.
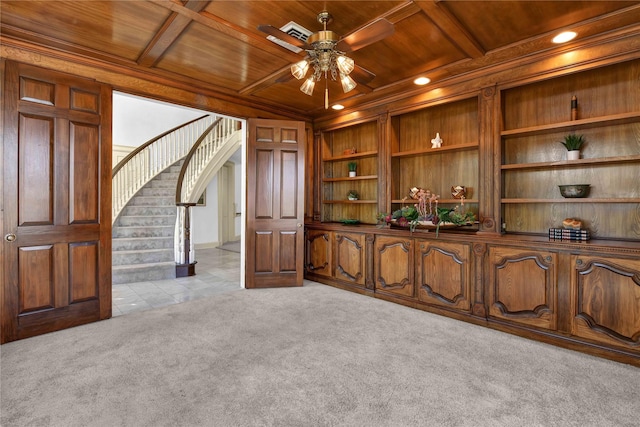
left=111, top=114, right=218, bottom=223
left=174, top=116, right=243, bottom=276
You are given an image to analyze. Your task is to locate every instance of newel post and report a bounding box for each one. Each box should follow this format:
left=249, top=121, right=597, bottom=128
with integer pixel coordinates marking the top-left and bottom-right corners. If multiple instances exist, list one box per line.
left=175, top=202, right=197, bottom=277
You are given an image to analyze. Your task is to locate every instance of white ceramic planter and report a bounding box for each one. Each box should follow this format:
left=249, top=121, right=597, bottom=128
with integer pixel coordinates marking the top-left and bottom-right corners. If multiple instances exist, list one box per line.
left=349, top=171, right=356, bottom=177
left=567, top=150, right=580, bottom=160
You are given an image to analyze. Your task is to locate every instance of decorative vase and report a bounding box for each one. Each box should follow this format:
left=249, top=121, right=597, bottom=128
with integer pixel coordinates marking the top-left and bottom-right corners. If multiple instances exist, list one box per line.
left=567, top=150, right=580, bottom=160
left=349, top=171, right=356, bottom=177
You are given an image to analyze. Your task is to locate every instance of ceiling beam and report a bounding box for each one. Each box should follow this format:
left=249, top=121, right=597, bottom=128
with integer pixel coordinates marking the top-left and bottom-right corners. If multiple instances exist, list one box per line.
left=137, top=0, right=210, bottom=67
left=415, top=0, right=485, bottom=59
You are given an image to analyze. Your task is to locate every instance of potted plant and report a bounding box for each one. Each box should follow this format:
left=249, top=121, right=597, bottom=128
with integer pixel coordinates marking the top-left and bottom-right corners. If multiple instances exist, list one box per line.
left=347, top=190, right=359, bottom=200
left=559, top=134, right=585, bottom=160
left=347, top=161, right=357, bottom=177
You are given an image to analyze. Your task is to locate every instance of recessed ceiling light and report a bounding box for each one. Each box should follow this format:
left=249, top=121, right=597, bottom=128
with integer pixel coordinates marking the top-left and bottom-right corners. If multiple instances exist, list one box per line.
left=553, top=31, right=577, bottom=44
left=332, top=104, right=345, bottom=110
left=414, top=77, right=431, bottom=85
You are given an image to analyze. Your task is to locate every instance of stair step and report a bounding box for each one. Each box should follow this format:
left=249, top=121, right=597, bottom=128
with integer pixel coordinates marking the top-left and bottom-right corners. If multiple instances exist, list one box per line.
left=116, top=215, right=175, bottom=227
left=121, top=206, right=175, bottom=216
left=140, top=187, right=175, bottom=197
left=113, top=225, right=174, bottom=238
left=112, top=236, right=174, bottom=250
left=112, top=248, right=174, bottom=265
left=112, top=262, right=176, bottom=285
left=129, top=195, right=175, bottom=206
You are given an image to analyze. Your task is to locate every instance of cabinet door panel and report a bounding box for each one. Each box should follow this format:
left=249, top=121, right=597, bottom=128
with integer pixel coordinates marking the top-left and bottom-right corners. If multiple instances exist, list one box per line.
left=305, top=230, right=332, bottom=277
left=489, top=247, right=557, bottom=330
left=374, top=236, right=413, bottom=297
left=571, top=256, right=640, bottom=352
left=335, top=232, right=365, bottom=286
left=416, top=240, right=471, bottom=311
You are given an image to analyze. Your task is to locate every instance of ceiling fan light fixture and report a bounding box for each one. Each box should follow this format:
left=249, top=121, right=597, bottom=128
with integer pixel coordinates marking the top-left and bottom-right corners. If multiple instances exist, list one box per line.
left=340, top=73, right=357, bottom=93
left=300, top=77, right=316, bottom=95
left=336, top=55, right=355, bottom=75
left=291, top=59, right=310, bottom=79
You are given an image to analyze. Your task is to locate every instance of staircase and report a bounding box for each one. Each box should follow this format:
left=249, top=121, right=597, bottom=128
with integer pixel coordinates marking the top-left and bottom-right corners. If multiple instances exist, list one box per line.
left=112, top=114, right=242, bottom=285
left=112, top=162, right=181, bottom=285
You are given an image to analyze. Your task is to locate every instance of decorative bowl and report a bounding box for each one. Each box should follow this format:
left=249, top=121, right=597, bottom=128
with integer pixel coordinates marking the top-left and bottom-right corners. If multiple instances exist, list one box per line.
left=558, top=184, right=590, bottom=198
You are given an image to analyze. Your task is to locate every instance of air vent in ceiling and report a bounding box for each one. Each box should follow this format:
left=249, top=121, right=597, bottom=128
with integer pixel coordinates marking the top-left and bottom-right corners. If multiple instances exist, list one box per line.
left=266, top=21, right=312, bottom=53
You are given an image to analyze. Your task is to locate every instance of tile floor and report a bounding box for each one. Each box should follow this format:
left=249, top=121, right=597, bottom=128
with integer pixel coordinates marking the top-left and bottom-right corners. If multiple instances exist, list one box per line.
left=112, top=247, right=241, bottom=317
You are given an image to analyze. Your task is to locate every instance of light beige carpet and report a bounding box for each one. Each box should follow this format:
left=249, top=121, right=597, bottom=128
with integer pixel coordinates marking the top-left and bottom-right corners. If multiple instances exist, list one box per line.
left=1, top=281, right=638, bottom=427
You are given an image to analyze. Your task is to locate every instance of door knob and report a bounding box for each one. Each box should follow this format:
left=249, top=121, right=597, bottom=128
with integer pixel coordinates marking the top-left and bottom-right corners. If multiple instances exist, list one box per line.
left=5, top=233, right=16, bottom=242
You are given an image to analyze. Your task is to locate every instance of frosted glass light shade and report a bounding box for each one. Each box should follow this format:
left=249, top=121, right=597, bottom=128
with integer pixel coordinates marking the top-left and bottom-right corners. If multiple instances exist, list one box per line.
left=340, top=73, right=357, bottom=93
left=300, top=78, right=316, bottom=95
left=336, top=55, right=355, bottom=75
left=290, top=59, right=309, bottom=80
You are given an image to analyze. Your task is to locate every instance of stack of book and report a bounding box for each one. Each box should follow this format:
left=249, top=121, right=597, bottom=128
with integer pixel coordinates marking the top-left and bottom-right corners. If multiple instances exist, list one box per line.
left=549, top=228, right=590, bottom=242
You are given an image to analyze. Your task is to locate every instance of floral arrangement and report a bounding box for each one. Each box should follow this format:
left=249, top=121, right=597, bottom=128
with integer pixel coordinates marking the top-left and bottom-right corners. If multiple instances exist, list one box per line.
left=376, top=187, right=475, bottom=236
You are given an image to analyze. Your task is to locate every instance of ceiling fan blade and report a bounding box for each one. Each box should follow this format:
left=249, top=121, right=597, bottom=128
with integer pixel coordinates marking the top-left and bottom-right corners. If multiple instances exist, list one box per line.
left=336, top=18, right=394, bottom=53
left=258, top=25, right=310, bottom=50
left=350, top=64, right=376, bottom=85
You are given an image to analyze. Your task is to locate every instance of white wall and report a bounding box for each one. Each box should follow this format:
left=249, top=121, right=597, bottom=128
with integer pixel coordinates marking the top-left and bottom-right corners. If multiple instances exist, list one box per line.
left=192, top=176, right=220, bottom=247
left=113, top=92, right=205, bottom=147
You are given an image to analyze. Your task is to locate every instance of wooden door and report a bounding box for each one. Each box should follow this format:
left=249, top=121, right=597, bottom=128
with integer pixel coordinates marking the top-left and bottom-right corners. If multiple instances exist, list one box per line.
left=246, top=118, right=305, bottom=288
left=1, top=61, right=112, bottom=343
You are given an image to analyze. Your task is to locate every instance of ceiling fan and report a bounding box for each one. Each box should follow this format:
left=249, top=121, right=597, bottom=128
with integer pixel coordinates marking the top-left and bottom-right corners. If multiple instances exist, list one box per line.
left=258, top=11, right=394, bottom=108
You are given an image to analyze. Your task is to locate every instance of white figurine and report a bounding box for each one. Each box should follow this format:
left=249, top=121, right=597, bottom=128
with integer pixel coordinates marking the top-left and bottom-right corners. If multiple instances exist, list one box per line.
left=431, top=132, right=442, bottom=148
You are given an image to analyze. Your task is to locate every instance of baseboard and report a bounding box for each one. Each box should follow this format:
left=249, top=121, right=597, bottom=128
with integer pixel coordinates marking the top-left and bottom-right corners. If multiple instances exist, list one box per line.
left=195, top=242, right=220, bottom=249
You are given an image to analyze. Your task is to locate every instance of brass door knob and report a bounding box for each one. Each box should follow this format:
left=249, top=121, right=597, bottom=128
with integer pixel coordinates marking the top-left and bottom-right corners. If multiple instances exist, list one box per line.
left=5, top=233, right=16, bottom=242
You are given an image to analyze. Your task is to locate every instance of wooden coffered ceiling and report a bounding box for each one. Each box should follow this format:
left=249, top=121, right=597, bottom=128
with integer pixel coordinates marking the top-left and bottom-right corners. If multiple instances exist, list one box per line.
left=2, top=1, right=640, bottom=120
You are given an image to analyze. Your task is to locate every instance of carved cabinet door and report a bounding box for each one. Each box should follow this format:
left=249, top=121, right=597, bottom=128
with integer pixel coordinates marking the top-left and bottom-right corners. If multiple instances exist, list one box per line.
left=334, top=232, right=365, bottom=287
left=305, top=229, right=332, bottom=278
left=571, top=255, right=640, bottom=353
left=374, top=235, right=414, bottom=298
left=488, top=246, right=558, bottom=330
left=415, top=240, right=471, bottom=312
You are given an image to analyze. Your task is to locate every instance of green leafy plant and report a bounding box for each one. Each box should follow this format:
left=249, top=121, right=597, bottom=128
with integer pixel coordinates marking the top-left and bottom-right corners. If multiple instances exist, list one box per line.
left=347, top=190, right=359, bottom=200
left=347, top=161, right=357, bottom=172
left=559, top=134, right=585, bottom=151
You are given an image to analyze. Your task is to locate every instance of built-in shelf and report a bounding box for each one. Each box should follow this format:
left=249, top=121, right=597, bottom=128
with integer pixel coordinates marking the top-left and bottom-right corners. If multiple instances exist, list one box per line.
left=323, top=150, right=378, bottom=162
left=391, top=142, right=478, bottom=158
left=501, top=112, right=640, bottom=137
left=502, top=155, right=640, bottom=170
left=502, top=198, right=640, bottom=203
left=323, top=175, right=378, bottom=182
left=322, top=200, right=377, bottom=204
left=392, top=199, right=478, bottom=204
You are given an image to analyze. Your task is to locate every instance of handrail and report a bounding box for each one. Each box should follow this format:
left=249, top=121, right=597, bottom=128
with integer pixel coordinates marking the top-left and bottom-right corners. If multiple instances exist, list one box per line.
left=111, top=114, right=219, bottom=222
left=175, top=119, right=222, bottom=203
left=112, top=114, right=208, bottom=177
left=175, top=117, right=241, bottom=204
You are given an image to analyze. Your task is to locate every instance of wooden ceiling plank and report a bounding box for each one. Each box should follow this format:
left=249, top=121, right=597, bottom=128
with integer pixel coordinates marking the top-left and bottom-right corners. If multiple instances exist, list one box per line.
left=415, top=0, right=485, bottom=59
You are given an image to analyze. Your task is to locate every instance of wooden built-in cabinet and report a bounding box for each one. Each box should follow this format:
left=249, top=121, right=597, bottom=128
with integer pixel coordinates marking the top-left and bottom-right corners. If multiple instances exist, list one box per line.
left=389, top=96, right=479, bottom=222
left=320, top=121, right=379, bottom=224
left=306, top=57, right=640, bottom=366
left=500, top=59, right=640, bottom=239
